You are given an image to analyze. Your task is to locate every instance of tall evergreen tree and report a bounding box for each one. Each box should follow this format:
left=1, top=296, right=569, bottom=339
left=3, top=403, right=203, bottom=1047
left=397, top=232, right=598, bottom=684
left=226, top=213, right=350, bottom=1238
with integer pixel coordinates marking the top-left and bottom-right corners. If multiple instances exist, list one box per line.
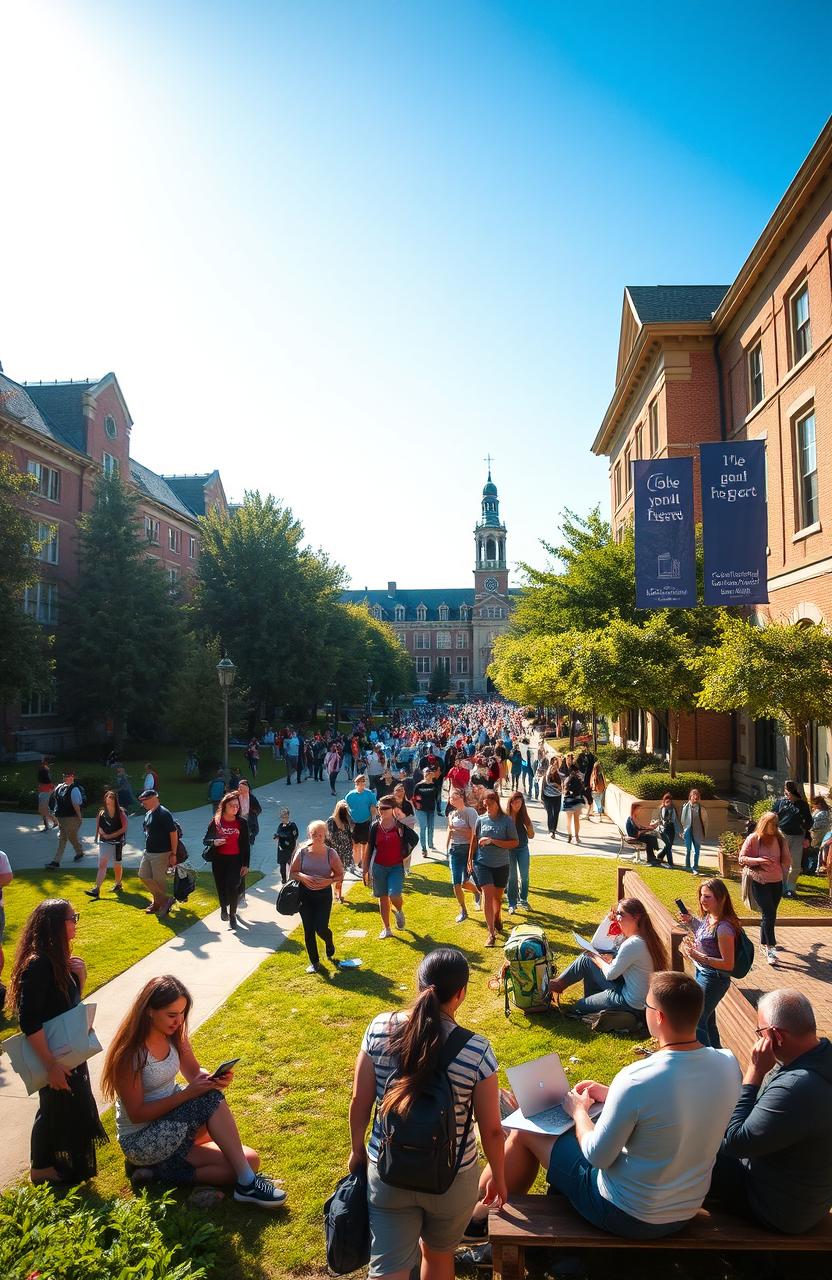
left=56, top=473, right=183, bottom=748
left=0, top=449, right=52, bottom=709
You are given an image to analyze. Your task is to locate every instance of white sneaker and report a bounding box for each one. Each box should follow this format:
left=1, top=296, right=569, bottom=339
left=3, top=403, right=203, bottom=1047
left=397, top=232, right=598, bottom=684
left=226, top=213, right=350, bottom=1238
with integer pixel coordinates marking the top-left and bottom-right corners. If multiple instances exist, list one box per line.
left=379, top=927, right=393, bottom=939
left=766, top=947, right=777, bottom=965
left=394, top=909, right=405, bottom=930
left=507, top=906, right=516, bottom=915
left=455, top=910, right=468, bottom=924
left=518, top=899, right=530, bottom=910
left=473, top=894, right=482, bottom=910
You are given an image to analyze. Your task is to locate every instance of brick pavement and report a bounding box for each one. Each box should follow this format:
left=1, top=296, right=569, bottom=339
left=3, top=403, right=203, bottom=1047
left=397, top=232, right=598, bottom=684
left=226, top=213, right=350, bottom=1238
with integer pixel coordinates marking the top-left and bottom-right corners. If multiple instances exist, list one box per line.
left=737, top=921, right=832, bottom=1035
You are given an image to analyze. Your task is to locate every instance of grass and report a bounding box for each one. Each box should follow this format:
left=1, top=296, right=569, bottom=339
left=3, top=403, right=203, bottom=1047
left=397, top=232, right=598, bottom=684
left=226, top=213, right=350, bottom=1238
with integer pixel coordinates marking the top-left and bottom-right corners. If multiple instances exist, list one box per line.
left=631, top=859, right=832, bottom=918
left=0, top=868, right=260, bottom=1042
left=87, top=856, right=658, bottom=1280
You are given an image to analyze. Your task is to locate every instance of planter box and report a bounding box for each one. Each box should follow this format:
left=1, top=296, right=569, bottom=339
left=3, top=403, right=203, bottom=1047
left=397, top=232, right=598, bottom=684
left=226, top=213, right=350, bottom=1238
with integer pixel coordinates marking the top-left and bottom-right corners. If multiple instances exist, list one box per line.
left=605, top=783, right=733, bottom=839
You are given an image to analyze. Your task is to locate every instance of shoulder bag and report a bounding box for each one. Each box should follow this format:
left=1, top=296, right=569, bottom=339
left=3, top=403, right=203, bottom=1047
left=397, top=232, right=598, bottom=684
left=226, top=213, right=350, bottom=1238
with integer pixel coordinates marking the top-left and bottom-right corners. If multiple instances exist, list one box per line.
left=5, top=1003, right=102, bottom=1095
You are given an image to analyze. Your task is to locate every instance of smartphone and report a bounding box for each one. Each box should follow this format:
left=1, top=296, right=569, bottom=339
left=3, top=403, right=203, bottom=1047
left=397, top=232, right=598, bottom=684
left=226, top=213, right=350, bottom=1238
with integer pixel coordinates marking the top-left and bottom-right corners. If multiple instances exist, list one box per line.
left=209, top=1057, right=240, bottom=1079
left=675, top=898, right=688, bottom=915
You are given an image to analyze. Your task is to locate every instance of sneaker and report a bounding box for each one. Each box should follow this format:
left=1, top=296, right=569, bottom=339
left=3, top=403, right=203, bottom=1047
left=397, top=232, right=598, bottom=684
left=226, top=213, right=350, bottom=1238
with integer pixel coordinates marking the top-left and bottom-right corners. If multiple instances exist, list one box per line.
left=518, top=899, right=530, bottom=910
left=233, top=1173, right=287, bottom=1209
left=72, top=852, right=85, bottom=862
left=394, top=909, right=405, bottom=930
left=84, top=887, right=100, bottom=899
left=473, top=894, right=482, bottom=910
left=112, top=882, right=124, bottom=893
left=221, top=906, right=229, bottom=921
left=766, top=947, right=777, bottom=965
left=461, top=1215, right=488, bottom=1244
left=144, top=902, right=158, bottom=913
left=305, top=963, right=320, bottom=974
left=507, top=905, right=516, bottom=915
left=379, top=927, right=393, bottom=940
left=455, top=910, right=468, bottom=924
left=44, top=860, right=60, bottom=870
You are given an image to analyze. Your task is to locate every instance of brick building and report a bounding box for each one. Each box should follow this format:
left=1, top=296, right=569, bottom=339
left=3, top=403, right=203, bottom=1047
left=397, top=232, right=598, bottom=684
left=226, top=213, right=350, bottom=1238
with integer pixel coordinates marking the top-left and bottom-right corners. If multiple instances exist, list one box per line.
left=341, top=472, right=514, bottom=696
left=0, top=369, right=227, bottom=754
left=592, top=116, right=832, bottom=797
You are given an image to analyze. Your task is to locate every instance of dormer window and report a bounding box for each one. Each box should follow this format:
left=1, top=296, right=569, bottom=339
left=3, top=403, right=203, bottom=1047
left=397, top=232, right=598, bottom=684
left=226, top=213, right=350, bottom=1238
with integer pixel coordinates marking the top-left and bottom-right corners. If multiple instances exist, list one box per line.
left=438, top=604, right=449, bottom=621
left=371, top=604, right=383, bottom=620
left=416, top=603, right=427, bottom=622
left=459, top=605, right=468, bottom=621
left=394, top=604, right=405, bottom=622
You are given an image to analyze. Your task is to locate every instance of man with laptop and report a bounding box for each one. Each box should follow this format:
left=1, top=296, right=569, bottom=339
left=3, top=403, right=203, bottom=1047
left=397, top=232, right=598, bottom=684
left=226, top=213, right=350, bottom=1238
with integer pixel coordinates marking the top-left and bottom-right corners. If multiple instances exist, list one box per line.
left=465, top=971, right=741, bottom=1241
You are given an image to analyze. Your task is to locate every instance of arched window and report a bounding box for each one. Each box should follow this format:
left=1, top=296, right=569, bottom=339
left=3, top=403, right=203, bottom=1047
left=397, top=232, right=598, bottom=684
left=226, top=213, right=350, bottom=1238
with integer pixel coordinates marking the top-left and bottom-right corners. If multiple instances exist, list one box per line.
left=438, top=604, right=449, bottom=621
left=486, top=538, right=496, bottom=562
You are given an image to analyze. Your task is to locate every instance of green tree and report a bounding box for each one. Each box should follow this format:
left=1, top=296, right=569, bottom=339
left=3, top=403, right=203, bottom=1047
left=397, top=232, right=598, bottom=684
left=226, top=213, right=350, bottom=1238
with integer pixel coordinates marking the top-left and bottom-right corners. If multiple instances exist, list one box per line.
left=0, top=449, right=52, bottom=708
left=698, top=616, right=832, bottom=796
left=167, top=632, right=250, bottom=771
left=327, top=604, right=414, bottom=711
left=56, top=473, right=183, bottom=749
left=428, top=661, right=451, bottom=702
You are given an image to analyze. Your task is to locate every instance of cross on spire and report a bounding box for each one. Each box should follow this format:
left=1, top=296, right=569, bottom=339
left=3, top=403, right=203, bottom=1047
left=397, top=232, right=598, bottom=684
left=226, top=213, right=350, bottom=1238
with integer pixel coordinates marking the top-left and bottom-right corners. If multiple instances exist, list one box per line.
left=484, top=453, right=494, bottom=479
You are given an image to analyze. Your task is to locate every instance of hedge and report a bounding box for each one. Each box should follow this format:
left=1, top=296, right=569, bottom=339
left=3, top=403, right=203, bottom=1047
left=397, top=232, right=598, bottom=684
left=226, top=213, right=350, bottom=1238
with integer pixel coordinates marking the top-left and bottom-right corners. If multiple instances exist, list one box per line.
left=610, top=769, right=717, bottom=800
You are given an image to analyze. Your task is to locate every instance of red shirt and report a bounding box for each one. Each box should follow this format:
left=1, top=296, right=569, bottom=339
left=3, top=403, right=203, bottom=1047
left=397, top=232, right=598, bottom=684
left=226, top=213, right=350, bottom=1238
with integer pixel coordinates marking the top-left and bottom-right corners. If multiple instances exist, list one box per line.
left=215, top=818, right=241, bottom=856
left=448, top=764, right=471, bottom=790
left=373, top=823, right=404, bottom=867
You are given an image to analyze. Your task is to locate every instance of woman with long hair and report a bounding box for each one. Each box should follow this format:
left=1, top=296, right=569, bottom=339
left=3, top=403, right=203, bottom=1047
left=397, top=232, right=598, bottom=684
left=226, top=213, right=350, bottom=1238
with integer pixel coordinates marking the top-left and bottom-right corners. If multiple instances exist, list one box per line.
left=506, top=791, right=534, bottom=914
left=550, top=897, right=668, bottom=1017
left=326, top=801, right=354, bottom=902
left=9, top=899, right=107, bottom=1185
left=85, top=789, right=128, bottom=899
left=348, top=947, right=506, bottom=1279
left=236, top=779, right=262, bottom=909
left=470, top=791, right=519, bottom=947
left=589, top=761, right=606, bottom=820
left=810, top=794, right=832, bottom=873
left=681, top=787, right=708, bottom=874
left=679, top=878, right=740, bottom=1048
left=738, top=812, right=790, bottom=965
left=561, top=765, right=585, bottom=845
left=540, top=757, right=562, bottom=840
left=203, top=790, right=250, bottom=931
left=655, top=792, right=678, bottom=867
left=773, top=779, right=813, bottom=897
left=446, top=787, right=481, bottom=924
left=101, top=974, right=285, bottom=1206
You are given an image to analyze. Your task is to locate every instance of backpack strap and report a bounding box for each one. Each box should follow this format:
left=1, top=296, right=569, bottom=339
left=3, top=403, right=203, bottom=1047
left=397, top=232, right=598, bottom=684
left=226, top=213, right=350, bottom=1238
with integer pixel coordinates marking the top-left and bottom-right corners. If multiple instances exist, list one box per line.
left=437, top=1026, right=476, bottom=1175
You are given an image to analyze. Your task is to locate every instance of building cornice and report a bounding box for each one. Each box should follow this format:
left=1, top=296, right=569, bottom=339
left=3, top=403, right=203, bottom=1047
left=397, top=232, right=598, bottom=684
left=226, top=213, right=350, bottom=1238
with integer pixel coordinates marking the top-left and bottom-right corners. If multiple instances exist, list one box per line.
left=0, top=413, right=94, bottom=471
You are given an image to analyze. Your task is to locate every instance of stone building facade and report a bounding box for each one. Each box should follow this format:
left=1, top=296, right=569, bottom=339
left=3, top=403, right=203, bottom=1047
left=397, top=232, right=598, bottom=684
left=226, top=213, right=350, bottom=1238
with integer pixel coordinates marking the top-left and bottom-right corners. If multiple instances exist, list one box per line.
left=342, top=472, right=513, bottom=696
left=592, top=116, right=832, bottom=797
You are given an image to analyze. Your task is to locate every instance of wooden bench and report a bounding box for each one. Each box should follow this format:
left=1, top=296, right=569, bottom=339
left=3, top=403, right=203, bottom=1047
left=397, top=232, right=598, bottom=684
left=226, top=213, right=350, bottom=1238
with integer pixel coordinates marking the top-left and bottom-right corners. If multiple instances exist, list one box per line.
left=617, top=866, right=688, bottom=970
left=489, top=1194, right=832, bottom=1278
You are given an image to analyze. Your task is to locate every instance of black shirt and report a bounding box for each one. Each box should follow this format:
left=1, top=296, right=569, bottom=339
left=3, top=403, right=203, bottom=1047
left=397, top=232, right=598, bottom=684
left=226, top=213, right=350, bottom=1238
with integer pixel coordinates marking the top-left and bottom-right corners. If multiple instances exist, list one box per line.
left=143, top=804, right=176, bottom=853
left=412, top=780, right=440, bottom=813
left=276, top=821, right=299, bottom=856
left=17, top=955, right=80, bottom=1036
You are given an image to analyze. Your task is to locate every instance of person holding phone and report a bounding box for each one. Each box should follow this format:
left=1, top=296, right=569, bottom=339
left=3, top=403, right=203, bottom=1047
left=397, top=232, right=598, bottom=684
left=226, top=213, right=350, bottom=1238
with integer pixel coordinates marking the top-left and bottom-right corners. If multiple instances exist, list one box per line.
left=678, top=878, right=740, bottom=1048
left=203, top=791, right=249, bottom=931
left=101, top=974, right=285, bottom=1206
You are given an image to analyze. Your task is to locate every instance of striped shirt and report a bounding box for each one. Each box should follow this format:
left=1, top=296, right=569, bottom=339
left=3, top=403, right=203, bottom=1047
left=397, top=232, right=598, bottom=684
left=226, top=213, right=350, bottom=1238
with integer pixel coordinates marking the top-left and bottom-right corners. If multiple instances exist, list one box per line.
left=361, top=1011, right=497, bottom=1168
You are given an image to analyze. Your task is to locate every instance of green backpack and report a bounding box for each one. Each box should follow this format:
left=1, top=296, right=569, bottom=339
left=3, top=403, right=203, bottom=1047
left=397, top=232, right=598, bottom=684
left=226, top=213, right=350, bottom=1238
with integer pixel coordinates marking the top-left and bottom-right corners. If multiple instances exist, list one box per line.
left=502, top=925, right=555, bottom=1016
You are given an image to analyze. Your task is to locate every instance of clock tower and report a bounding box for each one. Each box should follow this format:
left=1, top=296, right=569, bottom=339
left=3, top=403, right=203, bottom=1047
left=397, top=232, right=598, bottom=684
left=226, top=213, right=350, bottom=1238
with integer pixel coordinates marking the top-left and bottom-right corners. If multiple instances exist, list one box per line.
left=472, top=465, right=509, bottom=693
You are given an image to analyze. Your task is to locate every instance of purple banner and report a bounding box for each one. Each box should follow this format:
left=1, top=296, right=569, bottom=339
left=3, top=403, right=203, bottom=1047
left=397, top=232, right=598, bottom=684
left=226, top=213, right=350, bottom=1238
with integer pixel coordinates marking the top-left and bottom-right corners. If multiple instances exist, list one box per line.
left=633, top=457, right=696, bottom=609
left=700, top=441, right=768, bottom=605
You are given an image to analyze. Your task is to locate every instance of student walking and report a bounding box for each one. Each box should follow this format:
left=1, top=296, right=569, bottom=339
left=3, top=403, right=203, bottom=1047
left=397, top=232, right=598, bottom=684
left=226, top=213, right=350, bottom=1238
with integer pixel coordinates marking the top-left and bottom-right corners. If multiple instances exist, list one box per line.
left=471, top=791, right=519, bottom=948
left=540, top=759, right=562, bottom=839
left=681, top=788, right=708, bottom=874
left=85, top=790, right=128, bottom=898
left=412, top=767, right=441, bottom=855
left=679, top=878, right=740, bottom=1048
left=365, top=796, right=418, bottom=940
left=45, top=770, right=85, bottom=869
left=289, top=821, right=344, bottom=972
left=203, top=791, right=249, bottom=931
left=37, top=758, right=57, bottom=831
left=326, top=802, right=354, bottom=901
left=589, top=762, right=606, bottom=820
left=738, top=812, right=791, bottom=965
left=344, top=774, right=378, bottom=872
left=273, top=808, right=299, bottom=885
left=506, top=791, right=534, bottom=914
left=137, top=790, right=178, bottom=917
left=446, top=788, right=481, bottom=924
left=236, top=779, right=261, bottom=909
left=325, top=745, right=342, bottom=796
left=772, top=780, right=812, bottom=897
left=562, top=766, right=585, bottom=845
left=656, top=793, right=678, bottom=867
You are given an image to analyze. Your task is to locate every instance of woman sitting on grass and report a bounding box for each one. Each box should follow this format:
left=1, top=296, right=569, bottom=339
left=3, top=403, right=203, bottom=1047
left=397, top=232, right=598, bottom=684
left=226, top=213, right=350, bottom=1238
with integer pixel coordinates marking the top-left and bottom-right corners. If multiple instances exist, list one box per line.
left=550, top=897, right=668, bottom=1019
left=101, top=973, right=286, bottom=1208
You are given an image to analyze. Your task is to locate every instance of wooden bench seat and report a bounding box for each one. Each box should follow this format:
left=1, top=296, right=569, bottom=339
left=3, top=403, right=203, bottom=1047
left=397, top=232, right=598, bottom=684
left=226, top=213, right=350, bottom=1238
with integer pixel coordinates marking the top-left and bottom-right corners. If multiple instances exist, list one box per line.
left=489, top=1194, right=832, bottom=1278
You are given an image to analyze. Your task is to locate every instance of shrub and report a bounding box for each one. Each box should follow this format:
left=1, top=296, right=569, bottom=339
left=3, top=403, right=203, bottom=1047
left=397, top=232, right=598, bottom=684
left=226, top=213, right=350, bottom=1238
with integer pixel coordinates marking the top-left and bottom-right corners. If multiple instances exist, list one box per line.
left=719, top=830, right=743, bottom=857
left=752, top=796, right=776, bottom=823
left=0, top=1183, right=218, bottom=1280
left=0, top=773, right=34, bottom=810
left=612, top=769, right=716, bottom=800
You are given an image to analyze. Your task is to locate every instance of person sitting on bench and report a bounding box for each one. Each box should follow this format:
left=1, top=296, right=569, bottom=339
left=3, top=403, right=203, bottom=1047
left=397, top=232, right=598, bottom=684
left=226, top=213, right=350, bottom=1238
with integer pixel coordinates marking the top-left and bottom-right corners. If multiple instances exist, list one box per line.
left=707, top=988, right=832, bottom=1234
left=625, top=805, right=660, bottom=865
left=465, top=972, right=741, bottom=1242
left=549, top=898, right=667, bottom=1020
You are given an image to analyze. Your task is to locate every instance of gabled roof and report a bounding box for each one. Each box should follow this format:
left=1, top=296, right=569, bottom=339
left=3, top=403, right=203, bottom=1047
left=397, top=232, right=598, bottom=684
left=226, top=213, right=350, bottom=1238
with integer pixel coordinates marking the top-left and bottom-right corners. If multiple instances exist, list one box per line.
left=23, top=380, right=96, bottom=453
left=625, top=285, right=729, bottom=325
left=0, top=373, right=77, bottom=449
left=130, top=460, right=197, bottom=520
left=162, top=473, right=213, bottom=516
left=342, top=588, right=475, bottom=621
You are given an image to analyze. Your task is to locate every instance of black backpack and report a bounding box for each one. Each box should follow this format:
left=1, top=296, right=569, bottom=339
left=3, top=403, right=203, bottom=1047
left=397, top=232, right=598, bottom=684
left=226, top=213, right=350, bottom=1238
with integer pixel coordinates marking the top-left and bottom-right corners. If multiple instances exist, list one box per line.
left=376, top=1026, right=474, bottom=1194
left=323, top=1168, right=370, bottom=1275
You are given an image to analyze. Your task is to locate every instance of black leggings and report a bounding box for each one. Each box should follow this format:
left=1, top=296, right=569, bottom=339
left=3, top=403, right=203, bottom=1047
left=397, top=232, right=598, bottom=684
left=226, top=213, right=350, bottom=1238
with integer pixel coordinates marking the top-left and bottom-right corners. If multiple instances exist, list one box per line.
left=752, top=879, right=783, bottom=947
left=299, top=886, right=335, bottom=966
left=542, top=794, right=561, bottom=834
left=212, top=854, right=242, bottom=914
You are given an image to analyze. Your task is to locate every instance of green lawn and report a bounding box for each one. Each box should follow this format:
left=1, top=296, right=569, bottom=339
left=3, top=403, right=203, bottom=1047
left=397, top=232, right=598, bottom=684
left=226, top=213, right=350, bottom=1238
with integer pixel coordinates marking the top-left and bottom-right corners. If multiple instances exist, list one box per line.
left=0, top=869, right=258, bottom=1041
left=631, top=859, right=831, bottom=918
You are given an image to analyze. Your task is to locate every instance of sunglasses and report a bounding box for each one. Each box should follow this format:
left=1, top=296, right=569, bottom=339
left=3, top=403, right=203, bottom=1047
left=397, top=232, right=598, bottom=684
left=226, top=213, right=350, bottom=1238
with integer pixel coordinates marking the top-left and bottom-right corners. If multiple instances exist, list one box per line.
left=66, top=912, right=80, bottom=924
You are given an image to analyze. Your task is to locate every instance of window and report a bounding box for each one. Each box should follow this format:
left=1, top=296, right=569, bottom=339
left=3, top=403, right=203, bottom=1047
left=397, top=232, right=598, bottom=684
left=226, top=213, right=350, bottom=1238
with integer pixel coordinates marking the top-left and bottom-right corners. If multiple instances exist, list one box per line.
left=459, top=605, right=468, bottom=621
left=438, top=655, right=450, bottom=672
left=485, top=538, right=496, bottom=562
left=416, top=604, right=427, bottom=621
left=168, top=527, right=182, bottom=553
left=167, top=566, right=180, bottom=587
left=648, top=400, right=659, bottom=455
left=414, top=632, right=430, bottom=649
left=456, top=632, right=467, bottom=647
left=23, top=582, right=58, bottom=625
left=791, top=284, right=811, bottom=362
left=455, top=655, right=469, bottom=674
left=418, top=680, right=429, bottom=692
left=748, top=342, right=764, bottom=409
left=796, top=408, right=818, bottom=529
left=188, top=536, right=197, bottom=559
left=634, top=425, right=642, bottom=460
left=394, top=604, right=405, bottom=621
left=144, top=517, right=160, bottom=544
left=613, top=462, right=622, bottom=509
left=104, top=414, right=117, bottom=439
left=22, top=689, right=56, bottom=717
left=27, top=459, right=61, bottom=502
left=754, top=717, right=778, bottom=771
left=438, top=604, right=449, bottom=621
left=436, top=631, right=451, bottom=649
left=36, top=522, right=59, bottom=564
left=416, top=656, right=431, bottom=674
left=371, top=604, right=383, bottom=620
left=624, top=444, right=633, bottom=494
left=102, top=452, right=119, bottom=478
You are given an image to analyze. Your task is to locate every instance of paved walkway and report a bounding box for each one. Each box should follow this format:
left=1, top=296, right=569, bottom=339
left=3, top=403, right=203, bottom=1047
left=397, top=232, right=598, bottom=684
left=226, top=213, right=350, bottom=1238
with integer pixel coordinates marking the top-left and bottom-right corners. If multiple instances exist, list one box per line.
left=738, top=921, right=832, bottom=1036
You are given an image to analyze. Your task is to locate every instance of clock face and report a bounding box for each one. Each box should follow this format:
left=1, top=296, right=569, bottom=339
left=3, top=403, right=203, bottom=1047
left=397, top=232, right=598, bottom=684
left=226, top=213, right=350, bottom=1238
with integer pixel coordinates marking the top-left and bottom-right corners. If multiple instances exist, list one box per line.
left=484, top=576, right=499, bottom=593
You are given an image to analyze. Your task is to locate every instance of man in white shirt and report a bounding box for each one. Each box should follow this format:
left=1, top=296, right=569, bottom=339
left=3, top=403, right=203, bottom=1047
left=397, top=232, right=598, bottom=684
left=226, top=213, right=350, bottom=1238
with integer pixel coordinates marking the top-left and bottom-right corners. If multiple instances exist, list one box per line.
left=466, top=971, right=741, bottom=1241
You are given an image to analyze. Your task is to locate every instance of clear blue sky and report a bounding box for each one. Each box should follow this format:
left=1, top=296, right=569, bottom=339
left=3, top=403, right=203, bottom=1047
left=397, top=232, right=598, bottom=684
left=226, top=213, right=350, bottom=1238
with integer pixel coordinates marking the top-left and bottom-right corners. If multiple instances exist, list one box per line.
left=3, top=1, right=830, bottom=587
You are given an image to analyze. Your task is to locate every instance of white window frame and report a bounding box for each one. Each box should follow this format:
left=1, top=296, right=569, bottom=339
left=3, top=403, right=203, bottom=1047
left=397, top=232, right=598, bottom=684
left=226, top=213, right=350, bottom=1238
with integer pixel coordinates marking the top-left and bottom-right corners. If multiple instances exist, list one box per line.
left=790, top=283, right=812, bottom=364
left=624, top=444, right=633, bottom=495
left=648, top=400, right=659, bottom=455
left=414, top=632, right=430, bottom=650
left=167, top=566, right=181, bottom=587
left=394, top=604, right=405, bottom=621
left=416, top=604, right=427, bottom=621
left=104, top=414, right=118, bottom=439
left=438, top=604, right=449, bottom=621
left=438, top=655, right=451, bottom=672
left=102, top=451, right=119, bottom=478
left=455, top=655, right=469, bottom=674
left=168, top=527, right=182, bottom=553
left=748, top=341, right=764, bottom=409
left=145, top=516, right=160, bottom=545
left=188, top=535, right=197, bottom=559
left=795, top=407, right=818, bottom=531
left=36, top=522, right=59, bottom=564
left=456, top=632, right=467, bottom=647
left=27, top=459, right=61, bottom=502
left=22, top=688, right=56, bottom=717
left=459, top=605, right=468, bottom=621
left=416, top=655, right=431, bottom=674
left=23, top=581, right=58, bottom=625
left=436, top=631, right=451, bottom=649
left=613, top=462, right=622, bottom=509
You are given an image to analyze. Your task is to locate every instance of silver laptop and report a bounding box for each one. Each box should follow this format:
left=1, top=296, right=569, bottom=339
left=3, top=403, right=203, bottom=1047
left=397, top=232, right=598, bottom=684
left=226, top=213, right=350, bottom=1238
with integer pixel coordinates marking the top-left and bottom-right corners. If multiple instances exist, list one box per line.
left=505, top=1052, right=603, bottom=1136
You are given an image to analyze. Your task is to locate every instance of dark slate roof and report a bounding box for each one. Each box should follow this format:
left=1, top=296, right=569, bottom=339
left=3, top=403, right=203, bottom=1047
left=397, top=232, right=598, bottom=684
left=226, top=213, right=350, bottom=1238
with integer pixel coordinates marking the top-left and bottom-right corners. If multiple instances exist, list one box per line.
left=130, top=460, right=196, bottom=519
left=23, top=381, right=95, bottom=453
left=626, top=285, right=729, bottom=325
left=0, top=373, right=76, bottom=448
left=342, top=588, right=475, bottom=621
left=162, top=473, right=213, bottom=516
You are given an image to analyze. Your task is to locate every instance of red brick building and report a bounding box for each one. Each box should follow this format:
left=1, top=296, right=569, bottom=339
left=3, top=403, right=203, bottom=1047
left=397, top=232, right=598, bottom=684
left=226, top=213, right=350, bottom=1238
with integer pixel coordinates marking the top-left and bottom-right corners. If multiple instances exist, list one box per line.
left=0, top=369, right=227, bottom=754
left=592, top=117, right=832, bottom=797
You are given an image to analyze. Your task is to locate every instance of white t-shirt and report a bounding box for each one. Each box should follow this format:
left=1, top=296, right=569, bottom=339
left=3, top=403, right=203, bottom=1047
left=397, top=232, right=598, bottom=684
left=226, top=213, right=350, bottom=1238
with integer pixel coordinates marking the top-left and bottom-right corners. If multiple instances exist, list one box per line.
left=580, top=1047, right=741, bottom=1223
left=598, top=935, right=653, bottom=1011
left=0, top=849, right=11, bottom=902
left=447, top=806, right=479, bottom=846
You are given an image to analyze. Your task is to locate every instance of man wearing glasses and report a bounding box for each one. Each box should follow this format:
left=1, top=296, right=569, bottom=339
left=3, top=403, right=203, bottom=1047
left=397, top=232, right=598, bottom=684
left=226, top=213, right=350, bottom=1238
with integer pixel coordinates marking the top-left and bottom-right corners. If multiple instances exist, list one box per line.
left=707, top=989, right=832, bottom=1234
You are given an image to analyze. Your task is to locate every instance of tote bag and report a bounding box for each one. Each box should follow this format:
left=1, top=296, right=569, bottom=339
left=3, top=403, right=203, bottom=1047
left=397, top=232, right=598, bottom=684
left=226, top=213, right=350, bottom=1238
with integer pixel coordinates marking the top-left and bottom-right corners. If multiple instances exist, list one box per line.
left=5, top=1003, right=101, bottom=1095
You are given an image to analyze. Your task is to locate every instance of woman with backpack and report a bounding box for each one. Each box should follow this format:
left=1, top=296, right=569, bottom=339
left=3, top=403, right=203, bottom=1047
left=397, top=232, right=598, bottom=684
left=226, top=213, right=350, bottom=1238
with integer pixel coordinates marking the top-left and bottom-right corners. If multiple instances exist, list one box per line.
left=85, top=789, right=128, bottom=899
left=738, top=811, right=791, bottom=966
left=506, top=791, right=534, bottom=915
left=678, top=878, right=741, bottom=1048
left=772, top=780, right=812, bottom=898
left=540, top=758, right=562, bottom=839
left=561, top=766, right=585, bottom=845
left=550, top=897, right=667, bottom=1018
left=290, top=819, right=345, bottom=972
left=347, top=947, right=507, bottom=1280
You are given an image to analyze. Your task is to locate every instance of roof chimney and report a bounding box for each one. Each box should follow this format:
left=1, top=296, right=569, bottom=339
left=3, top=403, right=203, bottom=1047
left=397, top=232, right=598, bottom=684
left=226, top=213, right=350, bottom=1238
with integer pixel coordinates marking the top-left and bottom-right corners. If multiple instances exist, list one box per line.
left=387, top=581, right=396, bottom=597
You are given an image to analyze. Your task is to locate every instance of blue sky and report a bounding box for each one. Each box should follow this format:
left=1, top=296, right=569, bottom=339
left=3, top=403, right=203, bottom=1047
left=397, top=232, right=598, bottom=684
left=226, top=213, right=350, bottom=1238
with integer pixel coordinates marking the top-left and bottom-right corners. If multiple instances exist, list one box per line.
left=3, top=1, right=830, bottom=587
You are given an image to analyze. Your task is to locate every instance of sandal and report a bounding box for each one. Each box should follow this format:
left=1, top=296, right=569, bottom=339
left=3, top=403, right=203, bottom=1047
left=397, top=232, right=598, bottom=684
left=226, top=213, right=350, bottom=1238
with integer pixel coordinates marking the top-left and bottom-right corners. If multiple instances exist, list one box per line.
left=187, top=1187, right=226, bottom=1209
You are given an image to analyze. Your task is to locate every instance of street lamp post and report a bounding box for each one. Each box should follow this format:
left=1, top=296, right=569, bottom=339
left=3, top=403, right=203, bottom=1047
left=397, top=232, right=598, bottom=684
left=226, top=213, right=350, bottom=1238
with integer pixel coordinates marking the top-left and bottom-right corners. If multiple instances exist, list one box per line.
left=366, top=672, right=373, bottom=721
left=216, top=655, right=237, bottom=784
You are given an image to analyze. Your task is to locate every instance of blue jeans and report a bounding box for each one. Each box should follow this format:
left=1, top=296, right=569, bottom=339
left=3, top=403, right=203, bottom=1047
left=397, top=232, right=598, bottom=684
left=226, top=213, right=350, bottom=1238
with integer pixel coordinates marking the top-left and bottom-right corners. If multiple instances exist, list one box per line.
left=694, top=965, right=730, bottom=1047
left=416, top=809, right=435, bottom=851
left=557, top=952, right=640, bottom=1017
left=547, top=1132, right=688, bottom=1239
left=684, top=829, right=701, bottom=871
left=507, top=845, right=530, bottom=908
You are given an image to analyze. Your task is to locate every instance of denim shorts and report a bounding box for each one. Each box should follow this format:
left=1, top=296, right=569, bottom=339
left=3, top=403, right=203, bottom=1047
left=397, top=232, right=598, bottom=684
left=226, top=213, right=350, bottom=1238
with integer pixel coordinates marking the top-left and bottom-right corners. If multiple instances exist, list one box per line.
left=449, top=845, right=471, bottom=886
left=372, top=863, right=404, bottom=898
left=367, top=1159, right=479, bottom=1276
left=473, top=861, right=509, bottom=889
left=547, top=1132, right=689, bottom=1239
